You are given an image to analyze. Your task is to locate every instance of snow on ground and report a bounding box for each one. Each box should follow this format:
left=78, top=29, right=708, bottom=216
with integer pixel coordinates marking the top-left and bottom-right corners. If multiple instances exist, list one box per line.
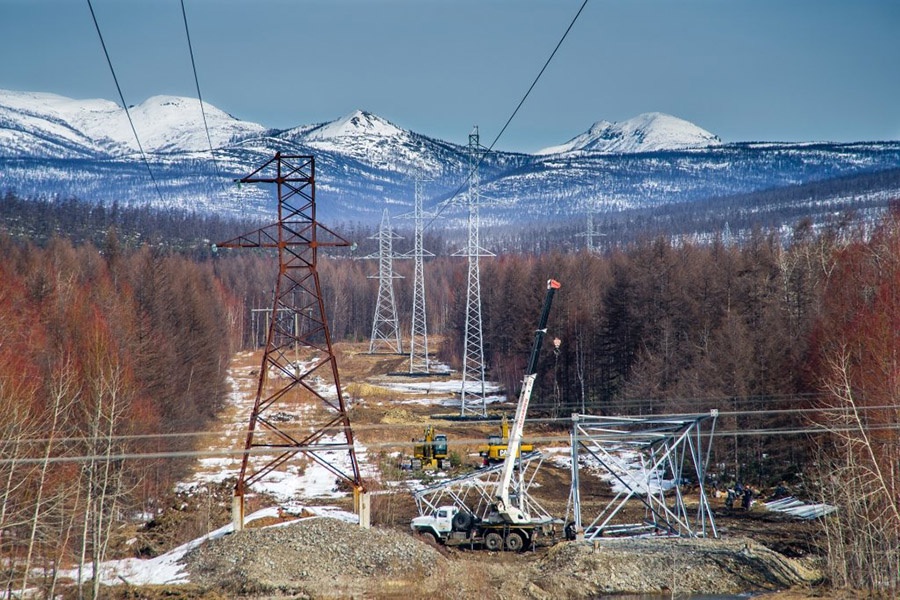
left=379, top=377, right=507, bottom=407
left=176, top=352, right=376, bottom=502
left=59, top=506, right=357, bottom=587
left=548, top=444, right=675, bottom=495
left=57, top=351, right=374, bottom=590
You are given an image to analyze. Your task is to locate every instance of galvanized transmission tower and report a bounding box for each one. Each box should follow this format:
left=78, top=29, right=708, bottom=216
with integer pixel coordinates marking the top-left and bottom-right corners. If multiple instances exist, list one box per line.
left=456, top=127, right=493, bottom=417
left=367, top=209, right=404, bottom=354
left=216, top=154, right=365, bottom=529
left=577, top=209, right=605, bottom=253
left=583, top=211, right=597, bottom=252
left=406, top=179, right=435, bottom=374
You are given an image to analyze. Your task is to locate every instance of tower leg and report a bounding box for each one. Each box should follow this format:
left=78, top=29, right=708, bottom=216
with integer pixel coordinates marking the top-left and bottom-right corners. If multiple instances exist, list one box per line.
left=354, top=487, right=371, bottom=529
left=232, top=492, right=244, bottom=532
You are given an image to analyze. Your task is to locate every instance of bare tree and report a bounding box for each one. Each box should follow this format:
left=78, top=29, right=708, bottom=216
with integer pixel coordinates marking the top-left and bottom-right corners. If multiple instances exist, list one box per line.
left=816, top=347, right=900, bottom=591
left=19, top=355, right=79, bottom=596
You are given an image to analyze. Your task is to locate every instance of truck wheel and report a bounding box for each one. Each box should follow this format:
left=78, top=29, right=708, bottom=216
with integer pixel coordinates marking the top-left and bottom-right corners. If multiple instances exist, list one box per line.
left=504, top=531, right=524, bottom=552
left=484, top=531, right=503, bottom=552
left=452, top=511, right=473, bottom=532
left=417, top=529, right=438, bottom=544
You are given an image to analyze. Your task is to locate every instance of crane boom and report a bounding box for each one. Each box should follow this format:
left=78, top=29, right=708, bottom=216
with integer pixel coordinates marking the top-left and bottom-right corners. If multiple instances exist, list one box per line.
left=495, top=278, right=561, bottom=523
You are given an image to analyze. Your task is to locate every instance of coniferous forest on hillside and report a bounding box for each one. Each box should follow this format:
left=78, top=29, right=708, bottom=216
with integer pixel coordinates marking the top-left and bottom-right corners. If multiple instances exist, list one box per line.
left=1, top=192, right=898, bottom=593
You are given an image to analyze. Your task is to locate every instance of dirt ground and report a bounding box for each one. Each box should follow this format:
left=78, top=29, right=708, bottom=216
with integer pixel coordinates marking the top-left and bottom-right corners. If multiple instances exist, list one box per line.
left=110, top=343, right=852, bottom=599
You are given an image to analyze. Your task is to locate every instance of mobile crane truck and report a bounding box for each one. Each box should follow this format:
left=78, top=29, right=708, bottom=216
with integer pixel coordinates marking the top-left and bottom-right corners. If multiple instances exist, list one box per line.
left=411, top=279, right=562, bottom=551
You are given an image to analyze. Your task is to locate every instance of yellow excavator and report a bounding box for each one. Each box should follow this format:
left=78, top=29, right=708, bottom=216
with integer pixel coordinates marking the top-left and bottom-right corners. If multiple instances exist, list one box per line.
left=409, top=425, right=449, bottom=470
left=477, top=415, right=534, bottom=466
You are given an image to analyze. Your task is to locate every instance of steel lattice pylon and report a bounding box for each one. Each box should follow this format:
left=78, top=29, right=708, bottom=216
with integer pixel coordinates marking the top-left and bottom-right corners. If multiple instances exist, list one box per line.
left=455, top=127, right=493, bottom=417
left=366, top=209, right=403, bottom=354
left=567, top=411, right=719, bottom=540
left=406, top=179, right=435, bottom=373
left=216, top=154, right=362, bottom=529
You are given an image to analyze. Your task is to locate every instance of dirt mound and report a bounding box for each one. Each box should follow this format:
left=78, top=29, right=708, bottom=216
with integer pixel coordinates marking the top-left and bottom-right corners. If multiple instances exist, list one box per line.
left=380, top=406, right=415, bottom=423
left=182, top=517, right=445, bottom=597
left=179, top=515, right=823, bottom=599
left=529, top=536, right=824, bottom=598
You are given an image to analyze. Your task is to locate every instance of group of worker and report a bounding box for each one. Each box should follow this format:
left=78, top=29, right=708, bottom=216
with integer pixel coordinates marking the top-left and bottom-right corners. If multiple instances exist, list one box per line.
left=724, top=482, right=754, bottom=510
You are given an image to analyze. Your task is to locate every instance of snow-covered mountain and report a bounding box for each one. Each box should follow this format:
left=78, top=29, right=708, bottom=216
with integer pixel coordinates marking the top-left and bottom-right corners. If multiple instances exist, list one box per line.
left=0, top=90, right=266, bottom=157
left=537, top=112, right=721, bottom=155
left=1, top=89, right=899, bottom=231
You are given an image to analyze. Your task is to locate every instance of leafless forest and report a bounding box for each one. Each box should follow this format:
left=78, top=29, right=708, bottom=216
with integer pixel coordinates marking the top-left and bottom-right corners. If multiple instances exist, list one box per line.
left=1, top=193, right=898, bottom=595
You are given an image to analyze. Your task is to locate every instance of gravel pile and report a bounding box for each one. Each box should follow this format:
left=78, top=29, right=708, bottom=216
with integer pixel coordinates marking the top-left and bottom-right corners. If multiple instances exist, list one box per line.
left=179, top=517, right=823, bottom=599
left=182, top=517, right=445, bottom=597
left=529, top=536, right=824, bottom=599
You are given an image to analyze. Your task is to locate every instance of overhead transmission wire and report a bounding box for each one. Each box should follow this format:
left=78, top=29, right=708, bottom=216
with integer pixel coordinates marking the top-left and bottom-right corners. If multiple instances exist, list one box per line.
left=5, top=419, right=900, bottom=466
left=86, top=0, right=165, bottom=204
left=424, top=0, right=591, bottom=230
left=4, top=401, right=900, bottom=452
left=180, top=0, right=228, bottom=192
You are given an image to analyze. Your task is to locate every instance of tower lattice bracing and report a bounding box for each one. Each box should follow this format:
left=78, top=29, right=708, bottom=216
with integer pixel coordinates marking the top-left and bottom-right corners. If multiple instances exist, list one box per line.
left=584, top=211, right=596, bottom=252
left=578, top=208, right=606, bottom=253
left=407, top=179, right=435, bottom=373
left=367, top=209, right=404, bottom=354
left=457, top=127, right=493, bottom=417
left=216, top=154, right=363, bottom=529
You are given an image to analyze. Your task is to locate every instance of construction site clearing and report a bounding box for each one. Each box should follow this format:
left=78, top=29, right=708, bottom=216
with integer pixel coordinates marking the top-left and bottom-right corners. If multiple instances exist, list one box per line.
left=72, top=341, right=836, bottom=600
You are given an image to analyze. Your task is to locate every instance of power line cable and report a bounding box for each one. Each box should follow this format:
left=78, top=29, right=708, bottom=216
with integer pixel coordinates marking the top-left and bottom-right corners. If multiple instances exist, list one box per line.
left=425, top=0, right=590, bottom=229
left=85, top=0, right=165, bottom=204
left=5, top=401, right=899, bottom=449
left=5, top=420, right=900, bottom=466
left=180, top=0, right=226, bottom=188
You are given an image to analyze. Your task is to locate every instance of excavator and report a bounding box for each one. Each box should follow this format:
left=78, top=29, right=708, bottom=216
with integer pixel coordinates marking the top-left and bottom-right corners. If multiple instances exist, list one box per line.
left=478, top=416, right=534, bottom=465
left=404, top=425, right=448, bottom=471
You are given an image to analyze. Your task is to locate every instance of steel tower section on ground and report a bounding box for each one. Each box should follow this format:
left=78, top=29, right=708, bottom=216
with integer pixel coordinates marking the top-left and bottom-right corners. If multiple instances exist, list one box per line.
left=216, top=153, right=362, bottom=528
left=567, top=411, right=719, bottom=540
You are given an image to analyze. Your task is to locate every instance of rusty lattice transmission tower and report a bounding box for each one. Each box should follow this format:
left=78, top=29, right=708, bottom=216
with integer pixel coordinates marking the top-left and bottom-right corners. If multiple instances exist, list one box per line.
left=216, top=154, right=364, bottom=529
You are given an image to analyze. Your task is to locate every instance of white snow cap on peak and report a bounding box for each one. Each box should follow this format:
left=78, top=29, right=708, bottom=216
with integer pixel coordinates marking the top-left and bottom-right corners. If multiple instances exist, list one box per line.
left=538, top=112, right=721, bottom=155
left=304, top=109, right=405, bottom=141
left=0, top=89, right=266, bottom=155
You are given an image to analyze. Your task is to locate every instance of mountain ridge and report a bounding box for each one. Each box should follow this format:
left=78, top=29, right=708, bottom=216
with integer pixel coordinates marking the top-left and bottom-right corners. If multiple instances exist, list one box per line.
left=1, top=89, right=899, bottom=232
left=536, top=112, right=722, bottom=155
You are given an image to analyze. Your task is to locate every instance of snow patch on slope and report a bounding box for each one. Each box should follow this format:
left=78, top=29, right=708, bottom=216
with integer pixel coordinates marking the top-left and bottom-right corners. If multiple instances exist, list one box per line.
left=538, top=112, right=721, bottom=155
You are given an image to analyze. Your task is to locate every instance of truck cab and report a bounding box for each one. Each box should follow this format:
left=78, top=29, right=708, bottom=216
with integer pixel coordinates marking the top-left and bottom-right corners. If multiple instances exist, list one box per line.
left=410, top=505, right=458, bottom=538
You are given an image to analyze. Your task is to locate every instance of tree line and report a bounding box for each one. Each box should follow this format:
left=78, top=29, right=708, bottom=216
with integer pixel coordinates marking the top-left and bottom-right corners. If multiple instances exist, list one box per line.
left=0, top=233, right=239, bottom=596
left=1, top=192, right=897, bottom=594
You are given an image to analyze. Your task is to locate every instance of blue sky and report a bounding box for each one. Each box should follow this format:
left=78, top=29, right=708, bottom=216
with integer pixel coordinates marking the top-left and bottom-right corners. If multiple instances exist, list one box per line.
left=1, top=0, right=898, bottom=153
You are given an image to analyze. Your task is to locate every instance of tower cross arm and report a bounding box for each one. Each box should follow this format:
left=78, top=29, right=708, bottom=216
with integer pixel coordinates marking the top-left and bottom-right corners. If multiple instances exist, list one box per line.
left=216, top=222, right=351, bottom=249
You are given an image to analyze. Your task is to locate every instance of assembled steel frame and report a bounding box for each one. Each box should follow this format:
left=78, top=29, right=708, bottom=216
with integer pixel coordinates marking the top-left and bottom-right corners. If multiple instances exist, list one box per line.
left=217, top=153, right=362, bottom=528
left=413, top=452, right=554, bottom=522
left=568, top=411, right=718, bottom=539
left=405, top=178, right=435, bottom=374
left=456, top=126, right=493, bottom=417
left=366, top=209, right=403, bottom=354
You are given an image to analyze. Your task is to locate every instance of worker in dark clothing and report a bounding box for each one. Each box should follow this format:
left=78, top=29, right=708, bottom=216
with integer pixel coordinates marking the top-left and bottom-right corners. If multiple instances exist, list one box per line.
left=742, top=486, right=753, bottom=510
